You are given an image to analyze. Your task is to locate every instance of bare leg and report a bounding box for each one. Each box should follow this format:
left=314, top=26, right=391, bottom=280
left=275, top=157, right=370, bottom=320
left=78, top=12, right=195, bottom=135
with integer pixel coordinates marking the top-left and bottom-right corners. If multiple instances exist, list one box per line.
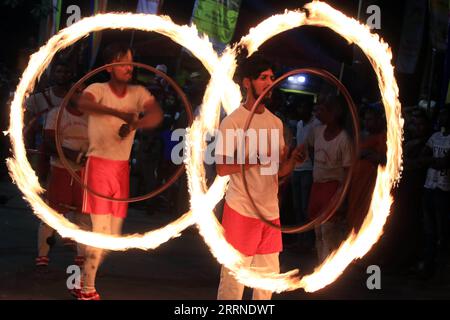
left=74, top=213, right=92, bottom=257
left=82, top=214, right=110, bottom=293
left=37, top=222, right=54, bottom=257
left=217, top=255, right=253, bottom=300
left=251, top=253, right=279, bottom=300
left=315, top=226, right=325, bottom=262
left=111, top=216, right=124, bottom=236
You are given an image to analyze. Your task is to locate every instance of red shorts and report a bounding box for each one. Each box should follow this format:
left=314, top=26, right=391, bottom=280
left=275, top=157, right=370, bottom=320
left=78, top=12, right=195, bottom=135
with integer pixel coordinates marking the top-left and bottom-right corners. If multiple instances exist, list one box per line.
left=47, top=166, right=82, bottom=214
left=307, top=181, right=340, bottom=220
left=221, top=202, right=282, bottom=256
left=82, top=156, right=129, bottom=218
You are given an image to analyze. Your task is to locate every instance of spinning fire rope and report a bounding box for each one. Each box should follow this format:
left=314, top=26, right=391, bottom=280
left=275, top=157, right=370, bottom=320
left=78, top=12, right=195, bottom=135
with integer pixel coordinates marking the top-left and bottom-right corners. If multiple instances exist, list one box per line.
left=7, top=1, right=403, bottom=293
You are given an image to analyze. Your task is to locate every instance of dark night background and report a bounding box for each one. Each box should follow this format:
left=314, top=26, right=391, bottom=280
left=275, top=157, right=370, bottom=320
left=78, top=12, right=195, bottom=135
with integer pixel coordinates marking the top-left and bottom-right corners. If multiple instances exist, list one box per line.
left=0, top=0, right=449, bottom=302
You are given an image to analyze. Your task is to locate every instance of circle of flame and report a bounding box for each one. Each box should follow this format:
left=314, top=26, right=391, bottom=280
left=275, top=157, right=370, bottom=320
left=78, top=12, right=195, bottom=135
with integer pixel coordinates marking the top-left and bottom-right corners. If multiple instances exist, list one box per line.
left=186, top=2, right=403, bottom=293
left=7, top=13, right=225, bottom=251
left=7, top=1, right=403, bottom=293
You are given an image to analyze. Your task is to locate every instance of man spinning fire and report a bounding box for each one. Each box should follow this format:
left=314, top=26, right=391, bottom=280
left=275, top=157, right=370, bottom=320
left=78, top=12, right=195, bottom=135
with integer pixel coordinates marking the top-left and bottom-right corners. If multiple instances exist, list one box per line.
left=74, top=43, right=163, bottom=300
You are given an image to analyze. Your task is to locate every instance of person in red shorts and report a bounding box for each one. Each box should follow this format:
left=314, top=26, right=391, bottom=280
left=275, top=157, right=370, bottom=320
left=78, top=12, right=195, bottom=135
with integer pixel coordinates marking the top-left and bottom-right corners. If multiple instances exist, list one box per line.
left=76, top=43, right=163, bottom=300
left=305, top=95, right=353, bottom=263
left=35, top=62, right=90, bottom=268
left=215, top=54, right=305, bottom=300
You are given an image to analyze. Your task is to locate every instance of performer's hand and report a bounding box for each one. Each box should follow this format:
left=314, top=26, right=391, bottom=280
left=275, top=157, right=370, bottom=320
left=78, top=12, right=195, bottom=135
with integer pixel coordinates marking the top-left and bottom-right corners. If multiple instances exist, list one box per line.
left=118, top=123, right=133, bottom=138
left=291, top=144, right=307, bottom=165
left=280, top=145, right=288, bottom=161
left=118, top=111, right=138, bottom=125
left=69, top=84, right=86, bottom=109
left=76, top=152, right=87, bottom=166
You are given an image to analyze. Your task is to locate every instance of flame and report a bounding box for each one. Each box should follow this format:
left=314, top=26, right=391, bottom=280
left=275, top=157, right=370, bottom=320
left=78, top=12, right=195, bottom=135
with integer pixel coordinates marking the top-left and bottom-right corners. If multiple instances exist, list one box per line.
left=6, top=13, right=222, bottom=250
left=187, top=1, right=403, bottom=293
left=8, top=1, right=403, bottom=293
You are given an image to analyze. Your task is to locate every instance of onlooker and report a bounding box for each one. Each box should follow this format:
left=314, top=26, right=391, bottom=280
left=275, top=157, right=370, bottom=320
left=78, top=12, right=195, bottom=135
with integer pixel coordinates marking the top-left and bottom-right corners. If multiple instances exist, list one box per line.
left=25, top=60, right=73, bottom=183
left=291, top=101, right=320, bottom=250
left=306, top=95, right=353, bottom=262
left=347, top=107, right=386, bottom=232
left=419, top=106, right=450, bottom=278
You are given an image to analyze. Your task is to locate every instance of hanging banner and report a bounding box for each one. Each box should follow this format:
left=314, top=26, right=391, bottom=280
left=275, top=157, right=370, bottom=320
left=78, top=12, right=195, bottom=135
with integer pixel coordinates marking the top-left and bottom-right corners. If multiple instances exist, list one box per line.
left=429, top=0, right=449, bottom=52
left=40, top=0, right=94, bottom=43
left=191, top=0, right=242, bottom=53
left=89, top=0, right=109, bottom=67
left=395, top=0, right=427, bottom=74
left=137, top=0, right=162, bottom=14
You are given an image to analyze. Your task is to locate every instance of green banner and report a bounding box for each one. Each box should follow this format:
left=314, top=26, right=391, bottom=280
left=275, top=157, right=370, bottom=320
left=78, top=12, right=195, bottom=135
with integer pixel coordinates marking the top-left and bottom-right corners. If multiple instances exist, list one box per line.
left=192, top=0, right=241, bottom=50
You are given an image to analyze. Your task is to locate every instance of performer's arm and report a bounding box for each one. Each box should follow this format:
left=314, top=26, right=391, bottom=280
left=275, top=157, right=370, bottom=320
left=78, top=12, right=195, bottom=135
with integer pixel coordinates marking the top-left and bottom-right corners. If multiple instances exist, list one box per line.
left=278, top=144, right=306, bottom=177
left=117, top=87, right=164, bottom=138
left=217, top=145, right=305, bottom=177
left=215, top=117, right=262, bottom=176
left=77, top=92, right=136, bottom=124
left=216, top=156, right=260, bottom=177
left=120, top=96, right=163, bottom=137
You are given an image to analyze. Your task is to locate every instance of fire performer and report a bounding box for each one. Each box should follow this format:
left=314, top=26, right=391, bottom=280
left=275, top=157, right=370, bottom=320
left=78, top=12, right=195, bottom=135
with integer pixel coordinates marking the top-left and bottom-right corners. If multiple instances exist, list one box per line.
left=36, top=80, right=90, bottom=268
left=75, top=43, right=163, bottom=300
left=215, top=54, right=305, bottom=300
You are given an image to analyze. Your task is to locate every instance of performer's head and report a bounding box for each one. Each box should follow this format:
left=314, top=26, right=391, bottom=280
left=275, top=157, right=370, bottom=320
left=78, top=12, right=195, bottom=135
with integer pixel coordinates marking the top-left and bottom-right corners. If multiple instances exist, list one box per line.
left=51, top=60, right=72, bottom=87
left=438, top=105, right=450, bottom=133
left=316, top=94, right=346, bottom=127
left=237, top=54, right=275, bottom=109
left=103, top=43, right=134, bottom=84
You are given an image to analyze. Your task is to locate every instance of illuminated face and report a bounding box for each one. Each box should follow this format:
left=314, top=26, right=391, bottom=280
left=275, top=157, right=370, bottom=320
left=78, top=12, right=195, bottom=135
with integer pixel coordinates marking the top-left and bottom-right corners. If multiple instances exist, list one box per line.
left=108, top=50, right=134, bottom=83
left=245, top=68, right=275, bottom=103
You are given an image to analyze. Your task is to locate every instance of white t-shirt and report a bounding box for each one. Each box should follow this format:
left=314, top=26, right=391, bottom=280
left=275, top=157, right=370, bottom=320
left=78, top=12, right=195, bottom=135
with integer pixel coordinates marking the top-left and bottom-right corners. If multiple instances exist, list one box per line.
left=424, top=132, right=450, bottom=192
left=26, top=87, right=63, bottom=115
left=83, top=82, right=153, bottom=161
left=295, top=117, right=321, bottom=172
left=306, top=125, right=353, bottom=183
left=26, top=88, right=64, bottom=133
left=215, top=106, right=285, bottom=220
left=44, top=107, right=89, bottom=171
